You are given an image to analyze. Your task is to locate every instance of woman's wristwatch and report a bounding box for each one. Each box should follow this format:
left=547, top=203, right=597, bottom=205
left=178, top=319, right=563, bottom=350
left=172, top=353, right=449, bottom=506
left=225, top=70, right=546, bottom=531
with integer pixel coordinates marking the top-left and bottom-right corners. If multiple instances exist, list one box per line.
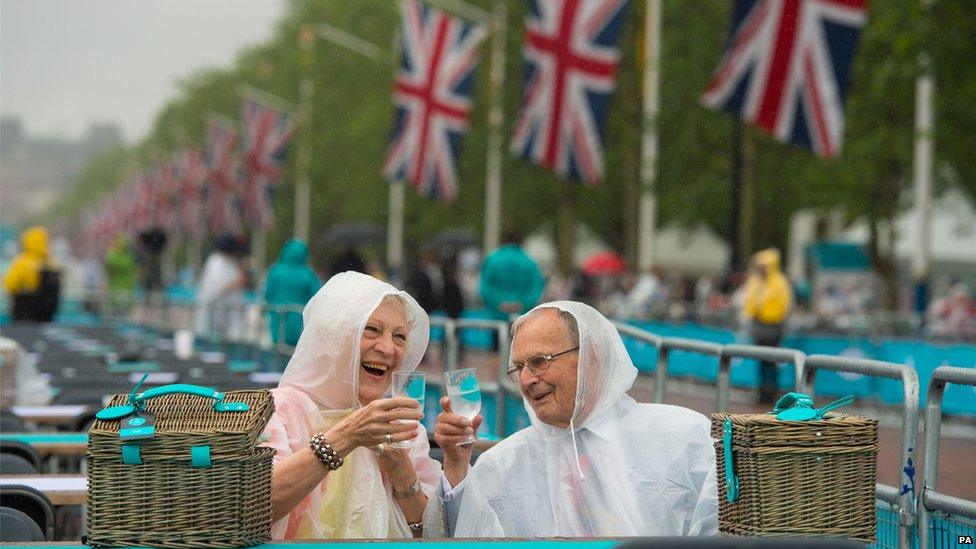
left=392, top=479, right=422, bottom=499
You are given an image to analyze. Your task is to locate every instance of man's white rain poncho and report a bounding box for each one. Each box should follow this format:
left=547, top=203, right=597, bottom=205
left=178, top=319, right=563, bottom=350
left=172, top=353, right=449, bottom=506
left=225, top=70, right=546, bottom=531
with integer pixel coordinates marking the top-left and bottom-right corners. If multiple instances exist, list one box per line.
left=433, top=301, right=718, bottom=537
left=261, top=271, right=442, bottom=539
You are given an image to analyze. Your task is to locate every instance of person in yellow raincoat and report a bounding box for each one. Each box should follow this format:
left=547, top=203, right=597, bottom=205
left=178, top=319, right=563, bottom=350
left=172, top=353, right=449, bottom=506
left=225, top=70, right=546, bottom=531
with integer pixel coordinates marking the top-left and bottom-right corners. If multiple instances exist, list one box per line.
left=742, top=248, right=793, bottom=403
left=3, top=226, right=61, bottom=322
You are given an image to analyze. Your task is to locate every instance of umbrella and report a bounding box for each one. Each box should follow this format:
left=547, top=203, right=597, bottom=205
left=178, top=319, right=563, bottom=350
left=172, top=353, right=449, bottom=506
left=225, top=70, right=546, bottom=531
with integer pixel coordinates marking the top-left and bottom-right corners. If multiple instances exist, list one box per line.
left=428, top=228, right=478, bottom=251
left=581, top=251, right=626, bottom=275
left=321, top=221, right=384, bottom=248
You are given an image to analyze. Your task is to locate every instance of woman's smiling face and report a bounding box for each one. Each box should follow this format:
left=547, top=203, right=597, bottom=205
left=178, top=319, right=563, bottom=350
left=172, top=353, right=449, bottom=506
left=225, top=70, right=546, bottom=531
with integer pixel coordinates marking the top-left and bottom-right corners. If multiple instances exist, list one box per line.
left=357, top=297, right=409, bottom=405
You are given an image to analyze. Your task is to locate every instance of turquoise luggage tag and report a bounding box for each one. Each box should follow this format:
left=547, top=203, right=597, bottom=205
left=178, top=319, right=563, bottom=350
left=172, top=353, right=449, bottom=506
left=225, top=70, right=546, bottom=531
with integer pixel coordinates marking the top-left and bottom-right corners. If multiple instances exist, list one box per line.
left=772, top=392, right=855, bottom=421
left=95, top=403, right=136, bottom=421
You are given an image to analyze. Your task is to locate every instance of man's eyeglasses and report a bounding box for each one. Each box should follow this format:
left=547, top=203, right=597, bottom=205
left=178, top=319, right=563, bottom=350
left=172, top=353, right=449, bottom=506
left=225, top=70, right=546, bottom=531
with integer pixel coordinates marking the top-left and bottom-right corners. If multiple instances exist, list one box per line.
left=506, top=347, right=579, bottom=382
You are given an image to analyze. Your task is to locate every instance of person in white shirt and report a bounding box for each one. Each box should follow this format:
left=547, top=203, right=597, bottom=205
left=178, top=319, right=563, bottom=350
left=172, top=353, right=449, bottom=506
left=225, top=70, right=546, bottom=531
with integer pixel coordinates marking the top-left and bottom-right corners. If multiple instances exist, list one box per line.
left=193, top=235, right=246, bottom=335
left=430, top=301, right=718, bottom=537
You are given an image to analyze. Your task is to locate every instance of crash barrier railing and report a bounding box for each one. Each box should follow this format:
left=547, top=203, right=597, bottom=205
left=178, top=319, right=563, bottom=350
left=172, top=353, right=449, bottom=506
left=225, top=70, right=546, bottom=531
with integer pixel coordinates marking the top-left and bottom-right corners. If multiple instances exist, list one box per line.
left=918, top=366, right=976, bottom=549
left=436, top=317, right=511, bottom=439
left=613, top=320, right=721, bottom=404
left=802, top=354, right=920, bottom=549
left=612, top=321, right=665, bottom=401
left=717, top=345, right=805, bottom=412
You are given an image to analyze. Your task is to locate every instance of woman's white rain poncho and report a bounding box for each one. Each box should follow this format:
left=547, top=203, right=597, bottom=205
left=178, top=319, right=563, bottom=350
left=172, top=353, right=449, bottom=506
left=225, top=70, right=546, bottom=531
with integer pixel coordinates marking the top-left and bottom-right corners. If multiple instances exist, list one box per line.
left=261, top=271, right=442, bottom=539
left=432, top=301, right=718, bottom=537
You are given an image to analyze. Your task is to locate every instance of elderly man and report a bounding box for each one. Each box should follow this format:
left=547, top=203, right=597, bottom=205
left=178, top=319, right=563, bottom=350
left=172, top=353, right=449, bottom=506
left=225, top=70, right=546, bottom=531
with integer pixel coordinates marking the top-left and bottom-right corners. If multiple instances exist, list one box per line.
left=432, top=301, right=718, bottom=537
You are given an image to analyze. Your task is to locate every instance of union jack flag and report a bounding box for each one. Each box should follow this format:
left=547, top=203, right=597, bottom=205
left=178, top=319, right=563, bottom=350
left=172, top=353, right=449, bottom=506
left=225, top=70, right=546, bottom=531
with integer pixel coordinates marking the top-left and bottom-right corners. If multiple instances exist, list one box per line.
left=205, top=117, right=243, bottom=236
left=701, top=0, right=868, bottom=158
left=132, top=174, right=156, bottom=232
left=154, top=160, right=182, bottom=233
left=241, top=91, right=294, bottom=229
left=177, top=148, right=208, bottom=240
left=383, top=0, right=486, bottom=203
left=510, top=0, right=628, bottom=185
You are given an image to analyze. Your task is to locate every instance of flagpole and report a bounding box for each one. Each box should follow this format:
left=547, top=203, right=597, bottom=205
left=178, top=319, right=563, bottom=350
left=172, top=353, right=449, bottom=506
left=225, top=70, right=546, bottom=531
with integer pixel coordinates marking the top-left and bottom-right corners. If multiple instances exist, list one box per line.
left=912, top=52, right=934, bottom=315
left=637, top=0, right=662, bottom=272
left=483, top=0, right=507, bottom=255
left=388, top=180, right=405, bottom=284
left=295, top=25, right=315, bottom=242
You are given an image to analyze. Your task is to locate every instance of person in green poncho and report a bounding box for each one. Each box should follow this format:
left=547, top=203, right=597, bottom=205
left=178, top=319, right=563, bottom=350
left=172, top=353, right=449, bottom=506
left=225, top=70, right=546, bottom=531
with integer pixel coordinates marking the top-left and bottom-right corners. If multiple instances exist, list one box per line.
left=104, top=237, right=137, bottom=292
left=265, top=239, right=322, bottom=345
left=479, top=232, right=545, bottom=349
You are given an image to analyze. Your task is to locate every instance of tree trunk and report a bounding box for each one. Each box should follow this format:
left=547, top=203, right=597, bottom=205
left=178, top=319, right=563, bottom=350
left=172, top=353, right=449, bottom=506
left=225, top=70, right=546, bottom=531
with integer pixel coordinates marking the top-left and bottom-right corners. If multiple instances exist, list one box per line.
left=557, top=184, right=577, bottom=277
left=868, top=175, right=901, bottom=311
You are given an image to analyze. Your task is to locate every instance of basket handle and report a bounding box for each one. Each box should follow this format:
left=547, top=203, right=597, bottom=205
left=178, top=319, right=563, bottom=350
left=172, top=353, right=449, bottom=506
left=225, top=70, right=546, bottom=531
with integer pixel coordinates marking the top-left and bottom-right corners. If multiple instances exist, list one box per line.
left=132, top=384, right=250, bottom=413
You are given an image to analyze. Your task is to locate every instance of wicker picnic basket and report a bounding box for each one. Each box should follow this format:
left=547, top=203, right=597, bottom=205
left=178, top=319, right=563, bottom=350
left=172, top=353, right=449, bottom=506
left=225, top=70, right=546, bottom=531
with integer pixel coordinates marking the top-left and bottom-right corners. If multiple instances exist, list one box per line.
left=711, top=408, right=878, bottom=542
left=86, top=384, right=276, bottom=548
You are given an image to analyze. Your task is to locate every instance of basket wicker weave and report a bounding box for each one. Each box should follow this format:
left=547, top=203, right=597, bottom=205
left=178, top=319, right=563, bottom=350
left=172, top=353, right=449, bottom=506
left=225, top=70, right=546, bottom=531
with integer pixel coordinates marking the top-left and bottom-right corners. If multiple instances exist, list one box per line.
left=87, top=388, right=275, bottom=548
left=711, top=412, right=878, bottom=542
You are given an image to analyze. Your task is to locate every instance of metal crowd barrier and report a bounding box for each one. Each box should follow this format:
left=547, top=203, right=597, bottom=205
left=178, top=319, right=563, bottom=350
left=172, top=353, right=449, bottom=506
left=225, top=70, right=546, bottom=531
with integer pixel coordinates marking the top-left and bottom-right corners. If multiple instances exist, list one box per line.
left=918, top=366, right=976, bottom=549
left=802, top=355, right=921, bottom=549
left=612, top=321, right=665, bottom=400
left=717, top=345, right=805, bottom=412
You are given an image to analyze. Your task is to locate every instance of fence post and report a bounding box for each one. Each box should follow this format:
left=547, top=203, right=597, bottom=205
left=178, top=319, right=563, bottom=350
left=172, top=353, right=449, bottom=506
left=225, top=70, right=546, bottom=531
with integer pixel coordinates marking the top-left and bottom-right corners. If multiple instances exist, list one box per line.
left=918, top=366, right=976, bottom=549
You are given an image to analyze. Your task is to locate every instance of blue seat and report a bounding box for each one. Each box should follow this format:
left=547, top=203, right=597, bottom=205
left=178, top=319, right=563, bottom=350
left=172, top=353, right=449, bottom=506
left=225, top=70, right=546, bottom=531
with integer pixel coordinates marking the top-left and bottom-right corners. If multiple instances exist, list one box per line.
left=0, top=485, right=56, bottom=540
left=0, top=506, right=45, bottom=542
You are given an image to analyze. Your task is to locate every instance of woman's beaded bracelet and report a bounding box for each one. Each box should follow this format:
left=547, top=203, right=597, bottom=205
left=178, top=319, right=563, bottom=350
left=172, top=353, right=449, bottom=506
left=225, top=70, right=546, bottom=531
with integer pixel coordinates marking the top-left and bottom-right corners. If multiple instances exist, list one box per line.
left=309, top=432, right=344, bottom=470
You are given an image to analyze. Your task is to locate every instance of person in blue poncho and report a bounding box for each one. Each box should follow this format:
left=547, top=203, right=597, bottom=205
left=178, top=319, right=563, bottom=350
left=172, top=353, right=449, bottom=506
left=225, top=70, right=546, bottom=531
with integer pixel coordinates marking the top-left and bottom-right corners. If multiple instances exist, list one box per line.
left=265, top=239, right=322, bottom=345
left=479, top=232, right=545, bottom=348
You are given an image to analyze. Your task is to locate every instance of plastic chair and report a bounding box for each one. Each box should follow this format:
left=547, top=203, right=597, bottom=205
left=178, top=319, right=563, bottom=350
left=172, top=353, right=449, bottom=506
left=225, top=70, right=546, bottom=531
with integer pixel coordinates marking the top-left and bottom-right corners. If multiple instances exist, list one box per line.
left=0, top=453, right=38, bottom=475
left=0, top=415, right=28, bottom=433
left=0, top=485, right=56, bottom=540
left=0, top=440, right=42, bottom=471
left=0, top=506, right=46, bottom=542
left=54, top=390, right=109, bottom=406
left=72, top=409, right=99, bottom=433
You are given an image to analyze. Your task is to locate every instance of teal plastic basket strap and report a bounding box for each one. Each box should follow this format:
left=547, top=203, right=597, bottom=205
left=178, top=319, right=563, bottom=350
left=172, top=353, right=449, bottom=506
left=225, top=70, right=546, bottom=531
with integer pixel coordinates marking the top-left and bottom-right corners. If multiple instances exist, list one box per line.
left=121, top=444, right=142, bottom=465
left=722, top=418, right=740, bottom=503
left=191, top=445, right=213, bottom=468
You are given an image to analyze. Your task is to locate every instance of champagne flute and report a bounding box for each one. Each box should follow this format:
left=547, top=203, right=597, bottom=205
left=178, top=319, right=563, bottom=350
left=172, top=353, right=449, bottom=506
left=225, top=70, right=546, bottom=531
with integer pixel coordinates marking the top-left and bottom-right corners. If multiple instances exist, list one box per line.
left=390, top=371, right=425, bottom=449
left=445, top=368, right=481, bottom=445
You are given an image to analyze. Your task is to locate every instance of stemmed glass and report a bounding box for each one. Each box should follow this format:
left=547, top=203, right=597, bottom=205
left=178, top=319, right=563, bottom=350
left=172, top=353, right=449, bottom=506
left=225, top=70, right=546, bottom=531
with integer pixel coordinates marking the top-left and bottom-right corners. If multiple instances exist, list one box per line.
left=390, top=371, right=425, bottom=448
left=444, top=368, right=481, bottom=445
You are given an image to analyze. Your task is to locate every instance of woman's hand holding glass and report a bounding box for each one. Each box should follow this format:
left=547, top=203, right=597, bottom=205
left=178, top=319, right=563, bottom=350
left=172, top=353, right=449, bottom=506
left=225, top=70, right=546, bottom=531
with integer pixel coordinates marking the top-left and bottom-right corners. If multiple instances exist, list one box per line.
left=389, top=372, right=426, bottom=449
left=325, top=397, right=423, bottom=456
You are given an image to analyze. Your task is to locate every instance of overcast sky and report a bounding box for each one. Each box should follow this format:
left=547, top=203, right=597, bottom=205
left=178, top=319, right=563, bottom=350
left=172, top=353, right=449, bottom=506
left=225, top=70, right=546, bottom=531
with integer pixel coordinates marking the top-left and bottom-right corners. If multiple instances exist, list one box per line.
left=1, top=0, right=286, bottom=143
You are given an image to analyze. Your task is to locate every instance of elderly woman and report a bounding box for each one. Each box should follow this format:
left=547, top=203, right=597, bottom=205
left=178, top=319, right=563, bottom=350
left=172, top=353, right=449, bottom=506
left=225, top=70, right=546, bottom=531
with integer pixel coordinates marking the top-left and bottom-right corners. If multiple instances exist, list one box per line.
left=262, top=271, right=442, bottom=539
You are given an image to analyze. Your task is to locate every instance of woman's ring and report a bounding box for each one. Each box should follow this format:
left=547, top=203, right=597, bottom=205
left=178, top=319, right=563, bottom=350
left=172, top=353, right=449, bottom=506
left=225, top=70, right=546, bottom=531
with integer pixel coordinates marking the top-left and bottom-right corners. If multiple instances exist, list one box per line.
left=385, top=433, right=393, bottom=445
left=374, top=443, right=385, bottom=456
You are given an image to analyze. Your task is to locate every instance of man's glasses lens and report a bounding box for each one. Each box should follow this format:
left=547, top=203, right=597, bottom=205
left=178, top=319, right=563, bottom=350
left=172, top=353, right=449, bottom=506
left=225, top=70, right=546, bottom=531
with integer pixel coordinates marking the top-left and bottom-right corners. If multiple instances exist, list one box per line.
left=507, top=355, right=550, bottom=382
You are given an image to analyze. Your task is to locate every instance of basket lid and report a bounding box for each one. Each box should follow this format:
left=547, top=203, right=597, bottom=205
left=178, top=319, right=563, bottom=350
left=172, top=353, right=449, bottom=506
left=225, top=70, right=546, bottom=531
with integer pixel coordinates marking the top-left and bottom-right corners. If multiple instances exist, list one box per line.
left=89, top=387, right=274, bottom=448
